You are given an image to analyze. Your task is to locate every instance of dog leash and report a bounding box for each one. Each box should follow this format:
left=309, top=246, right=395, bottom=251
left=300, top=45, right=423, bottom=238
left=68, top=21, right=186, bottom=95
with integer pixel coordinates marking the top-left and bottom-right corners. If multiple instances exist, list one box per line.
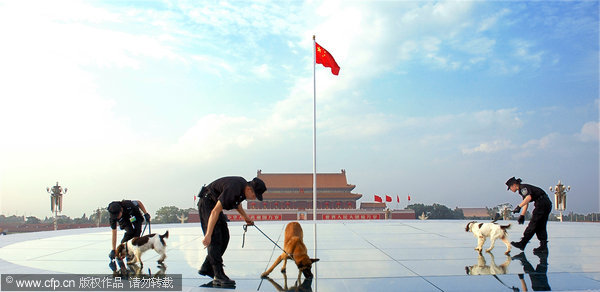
left=242, top=224, right=282, bottom=292
left=141, top=221, right=151, bottom=236
left=141, top=222, right=148, bottom=236
left=242, top=224, right=292, bottom=259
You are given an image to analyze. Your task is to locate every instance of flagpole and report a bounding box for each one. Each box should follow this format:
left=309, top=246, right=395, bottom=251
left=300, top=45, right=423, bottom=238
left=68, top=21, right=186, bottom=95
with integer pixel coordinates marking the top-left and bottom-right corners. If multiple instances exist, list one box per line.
left=312, top=34, right=317, bottom=250
left=312, top=34, right=318, bottom=291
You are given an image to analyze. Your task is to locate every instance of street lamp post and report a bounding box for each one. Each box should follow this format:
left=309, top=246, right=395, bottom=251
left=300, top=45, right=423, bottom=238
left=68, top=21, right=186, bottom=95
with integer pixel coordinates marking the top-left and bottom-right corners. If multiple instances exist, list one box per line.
left=46, top=182, right=67, bottom=230
left=177, top=212, right=188, bottom=224
left=95, top=208, right=102, bottom=227
left=499, top=204, right=511, bottom=220
left=549, top=180, right=570, bottom=222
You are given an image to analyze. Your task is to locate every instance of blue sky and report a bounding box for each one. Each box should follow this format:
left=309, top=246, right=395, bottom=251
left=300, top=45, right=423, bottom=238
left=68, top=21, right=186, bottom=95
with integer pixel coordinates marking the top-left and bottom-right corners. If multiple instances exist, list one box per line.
left=0, top=0, right=598, bottom=218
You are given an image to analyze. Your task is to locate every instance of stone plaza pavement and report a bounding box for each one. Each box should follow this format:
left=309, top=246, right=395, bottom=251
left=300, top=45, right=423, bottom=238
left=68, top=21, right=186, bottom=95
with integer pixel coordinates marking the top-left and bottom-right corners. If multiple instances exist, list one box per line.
left=0, top=220, right=599, bottom=291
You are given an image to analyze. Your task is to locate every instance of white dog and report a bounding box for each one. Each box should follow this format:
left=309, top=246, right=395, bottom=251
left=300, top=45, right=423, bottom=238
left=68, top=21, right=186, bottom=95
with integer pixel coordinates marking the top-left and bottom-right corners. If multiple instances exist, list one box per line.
left=116, top=231, right=169, bottom=268
left=465, top=221, right=511, bottom=255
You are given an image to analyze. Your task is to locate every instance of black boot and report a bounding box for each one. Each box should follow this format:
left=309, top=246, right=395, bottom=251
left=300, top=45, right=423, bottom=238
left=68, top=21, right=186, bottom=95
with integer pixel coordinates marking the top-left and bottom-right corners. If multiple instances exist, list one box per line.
left=533, top=241, right=548, bottom=254
left=198, top=259, right=215, bottom=279
left=511, top=240, right=526, bottom=251
left=198, top=261, right=214, bottom=278
left=212, top=265, right=235, bottom=286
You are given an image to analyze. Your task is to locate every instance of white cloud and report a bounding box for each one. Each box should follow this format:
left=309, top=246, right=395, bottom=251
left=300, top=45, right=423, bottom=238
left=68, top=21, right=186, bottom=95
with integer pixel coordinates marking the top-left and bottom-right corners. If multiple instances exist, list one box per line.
left=490, top=59, right=521, bottom=75
left=462, top=140, right=515, bottom=154
left=191, top=54, right=235, bottom=76
left=252, top=64, right=273, bottom=79
left=321, top=113, right=393, bottom=138
left=462, top=132, right=561, bottom=155
left=399, top=40, right=419, bottom=61
left=577, top=121, right=599, bottom=142
left=0, top=1, right=185, bottom=156
left=419, top=133, right=454, bottom=147
left=478, top=8, right=510, bottom=32
left=512, top=39, right=544, bottom=68
left=472, top=108, right=523, bottom=129
left=461, top=37, right=496, bottom=55
left=168, top=114, right=257, bottom=164
left=522, top=133, right=558, bottom=149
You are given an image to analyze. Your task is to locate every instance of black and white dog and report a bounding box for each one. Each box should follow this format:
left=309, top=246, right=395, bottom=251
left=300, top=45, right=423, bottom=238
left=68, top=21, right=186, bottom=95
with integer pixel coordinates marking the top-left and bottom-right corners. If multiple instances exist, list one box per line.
left=116, top=231, right=169, bottom=267
left=465, top=221, right=511, bottom=255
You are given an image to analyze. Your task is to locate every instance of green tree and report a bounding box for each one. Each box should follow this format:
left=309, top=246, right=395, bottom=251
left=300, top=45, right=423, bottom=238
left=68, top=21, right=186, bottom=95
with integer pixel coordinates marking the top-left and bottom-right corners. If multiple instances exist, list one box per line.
left=454, top=207, right=465, bottom=219
left=429, top=203, right=458, bottom=219
left=154, top=206, right=182, bottom=224
left=0, top=215, right=25, bottom=223
left=89, top=208, right=110, bottom=226
left=73, top=213, right=90, bottom=224
left=407, top=203, right=464, bottom=219
left=56, top=215, right=73, bottom=224
left=26, top=216, right=41, bottom=224
left=182, top=208, right=195, bottom=218
left=407, top=203, right=427, bottom=219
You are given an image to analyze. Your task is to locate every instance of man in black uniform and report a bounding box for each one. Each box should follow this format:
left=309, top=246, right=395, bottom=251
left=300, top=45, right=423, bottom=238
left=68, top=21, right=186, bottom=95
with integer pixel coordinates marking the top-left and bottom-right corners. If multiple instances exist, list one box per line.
left=506, top=177, right=552, bottom=253
left=107, top=200, right=151, bottom=261
left=197, top=176, right=266, bottom=286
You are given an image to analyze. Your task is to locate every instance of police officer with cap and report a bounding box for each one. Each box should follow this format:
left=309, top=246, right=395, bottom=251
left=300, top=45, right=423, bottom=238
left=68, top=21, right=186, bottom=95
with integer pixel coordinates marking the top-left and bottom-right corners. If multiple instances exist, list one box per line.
left=107, top=200, right=151, bottom=261
left=506, top=177, right=552, bottom=253
left=197, top=176, right=266, bottom=286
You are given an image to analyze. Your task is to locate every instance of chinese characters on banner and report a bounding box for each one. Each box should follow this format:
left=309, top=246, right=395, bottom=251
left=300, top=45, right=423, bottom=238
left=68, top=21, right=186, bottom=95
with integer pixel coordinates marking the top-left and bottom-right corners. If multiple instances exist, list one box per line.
left=227, top=214, right=282, bottom=221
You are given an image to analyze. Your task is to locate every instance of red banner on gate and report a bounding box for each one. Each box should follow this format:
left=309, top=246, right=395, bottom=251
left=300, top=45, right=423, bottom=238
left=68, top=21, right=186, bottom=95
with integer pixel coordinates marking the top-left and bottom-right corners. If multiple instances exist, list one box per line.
left=322, top=214, right=381, bottom=220
left=227, top=214, right=282, bottom=221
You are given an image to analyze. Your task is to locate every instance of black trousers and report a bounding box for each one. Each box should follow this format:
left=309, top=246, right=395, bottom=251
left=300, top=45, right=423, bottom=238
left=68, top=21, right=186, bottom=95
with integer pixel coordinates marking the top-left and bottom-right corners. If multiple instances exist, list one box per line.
left=522, top=197, right=552, bottom=243
left=198, top=197, right=230, bottom=268
left=121, top=219, right=143, bottom=243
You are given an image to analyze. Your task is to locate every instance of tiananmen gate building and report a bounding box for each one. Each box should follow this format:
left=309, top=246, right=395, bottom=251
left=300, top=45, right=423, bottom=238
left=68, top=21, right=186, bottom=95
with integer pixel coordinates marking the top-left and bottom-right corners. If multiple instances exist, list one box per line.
left=249, top=169, right=362, bottom=210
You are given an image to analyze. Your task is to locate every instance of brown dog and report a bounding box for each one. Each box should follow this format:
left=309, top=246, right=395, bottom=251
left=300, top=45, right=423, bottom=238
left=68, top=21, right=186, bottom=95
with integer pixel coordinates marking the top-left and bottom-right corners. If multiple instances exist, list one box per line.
left=261, top=222, right=319, bottom=279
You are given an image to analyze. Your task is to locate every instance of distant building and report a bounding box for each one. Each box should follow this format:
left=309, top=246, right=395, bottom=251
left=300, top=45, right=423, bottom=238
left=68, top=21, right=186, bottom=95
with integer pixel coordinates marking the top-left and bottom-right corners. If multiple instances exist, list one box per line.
left=459, top=208, right=490, bottom=219
left=360, top=202, right=386, bottom=211
left=251, top=169, right=362, bottom=210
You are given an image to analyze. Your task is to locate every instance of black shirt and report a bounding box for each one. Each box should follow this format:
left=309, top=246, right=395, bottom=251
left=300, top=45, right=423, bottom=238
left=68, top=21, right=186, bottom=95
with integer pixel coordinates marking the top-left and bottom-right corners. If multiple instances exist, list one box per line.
left=205, top=176, right=247, bottom=210
left=518, top=184, right=548, bottom=202
left=109, top=200, right=144, bottom=230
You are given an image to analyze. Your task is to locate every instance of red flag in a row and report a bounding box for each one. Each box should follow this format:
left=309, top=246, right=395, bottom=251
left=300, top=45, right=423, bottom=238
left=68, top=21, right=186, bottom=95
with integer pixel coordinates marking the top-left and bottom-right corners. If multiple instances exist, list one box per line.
left=374, top=195, right=396, bottom=202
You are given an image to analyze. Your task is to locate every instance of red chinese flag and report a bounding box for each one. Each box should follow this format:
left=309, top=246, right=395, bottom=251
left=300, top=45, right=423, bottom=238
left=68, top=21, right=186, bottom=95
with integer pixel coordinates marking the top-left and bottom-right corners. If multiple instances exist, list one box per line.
left=408, top=195, right=411, bottom=201
left=385, top=195, right=392, bottom=202
left=397, top=195, right=400, bottom=203
left=315, top=42, right=340, bottom=75
left=374, top=195, right=382, bottom=202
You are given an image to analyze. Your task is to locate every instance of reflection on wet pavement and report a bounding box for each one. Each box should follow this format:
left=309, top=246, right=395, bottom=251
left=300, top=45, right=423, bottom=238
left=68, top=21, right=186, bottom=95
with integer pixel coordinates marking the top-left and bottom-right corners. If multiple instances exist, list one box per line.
left=465, top=252, right=511, bottom=276
left=513, top=252, right=551, bottom=291
left=1, top=220, right=599, bottom=291
left=263, top=274, right=313, bottom=292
